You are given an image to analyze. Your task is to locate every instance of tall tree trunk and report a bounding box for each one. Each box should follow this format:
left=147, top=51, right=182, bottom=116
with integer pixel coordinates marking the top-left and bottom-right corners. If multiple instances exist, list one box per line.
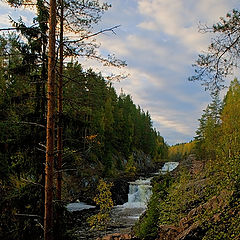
left=41, top=42, right=47, bottom=122
left=41, top=34, right=47, bottom=225
left=56, top=0, right=64, bottom=236
left=44, top=0, right=56, bottom=239
left=57, top=0, right=63, bottom=205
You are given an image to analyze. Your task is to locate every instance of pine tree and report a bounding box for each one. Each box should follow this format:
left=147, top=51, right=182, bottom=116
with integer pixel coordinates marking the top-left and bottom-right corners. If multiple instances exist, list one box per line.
left=44, top=0, right=56, bottom=239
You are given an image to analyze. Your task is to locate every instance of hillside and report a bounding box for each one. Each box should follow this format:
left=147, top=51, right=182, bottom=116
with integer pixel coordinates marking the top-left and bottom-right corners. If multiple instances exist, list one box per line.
left=134, top=80, right=240, bottom=240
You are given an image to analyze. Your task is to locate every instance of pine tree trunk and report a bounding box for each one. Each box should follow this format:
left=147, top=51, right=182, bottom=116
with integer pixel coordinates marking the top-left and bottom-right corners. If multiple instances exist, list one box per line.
left=56, top=2, right=64, bottom=237
left=57, top=0, right=63, bottom=205
left=44, top=0, right=56, bottom=239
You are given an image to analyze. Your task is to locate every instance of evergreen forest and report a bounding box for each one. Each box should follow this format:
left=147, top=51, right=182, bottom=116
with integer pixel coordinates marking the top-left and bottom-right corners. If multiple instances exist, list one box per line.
left=0, top=1, right=168, bottom=239
left=0, top=1, right=240, bottom=240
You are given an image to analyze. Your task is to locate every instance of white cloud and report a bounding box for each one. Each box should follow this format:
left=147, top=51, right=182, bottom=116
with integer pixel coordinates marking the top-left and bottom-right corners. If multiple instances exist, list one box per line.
left=137, top=0, right=237, bottom=53
left=0, top=14, right=10, bottom=26
left=0, top=1, right=11, bottom=9
left=0, top=0, right=36, bottom=27
left=97, top=35, right=130, bottom=56
left=138, top=0, right=186, bottom=35
left=152, top=115, right=193, bottom=135
left=99, top=32, right=192, bottom=74
left=137, top=21, right=158, bottom=31
left=1, top=0, right=237, bottom=144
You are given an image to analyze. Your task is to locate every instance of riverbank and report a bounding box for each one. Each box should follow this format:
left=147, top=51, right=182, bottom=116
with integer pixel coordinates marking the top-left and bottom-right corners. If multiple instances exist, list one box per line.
left=65, top=199, right=144, bottom=240
left=65, top=162, right=179, bottom=240
left=133, top=154, right=240, bottom=240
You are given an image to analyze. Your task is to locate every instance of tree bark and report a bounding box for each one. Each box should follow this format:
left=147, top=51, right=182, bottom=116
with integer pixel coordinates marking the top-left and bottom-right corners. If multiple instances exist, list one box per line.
left=57, top=0, right=64, bottom=205
left=55, top=2, right=64, bottom=238
left=44, top=0, right=56, bottom=239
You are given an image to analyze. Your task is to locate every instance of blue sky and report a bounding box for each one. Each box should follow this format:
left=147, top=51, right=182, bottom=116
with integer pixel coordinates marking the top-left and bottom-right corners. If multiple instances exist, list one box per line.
left=1, top=0, right=239, bottom=145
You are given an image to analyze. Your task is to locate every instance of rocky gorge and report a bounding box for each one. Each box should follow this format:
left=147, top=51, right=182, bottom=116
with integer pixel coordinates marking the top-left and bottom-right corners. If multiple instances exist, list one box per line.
left=65, top=162, right=179, bottom=240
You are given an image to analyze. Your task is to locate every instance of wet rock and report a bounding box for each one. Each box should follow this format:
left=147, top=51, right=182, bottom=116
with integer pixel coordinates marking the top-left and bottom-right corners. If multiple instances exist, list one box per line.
left=111, top=178, right=130, bottom=205
left=96, top=232, right=141, bottom=240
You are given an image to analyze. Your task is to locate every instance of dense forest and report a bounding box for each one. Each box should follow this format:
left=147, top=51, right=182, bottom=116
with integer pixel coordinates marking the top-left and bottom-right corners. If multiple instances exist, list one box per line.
left=1, top=1, right=240, bottom=240
left=0, top=1, right=168, bottom=239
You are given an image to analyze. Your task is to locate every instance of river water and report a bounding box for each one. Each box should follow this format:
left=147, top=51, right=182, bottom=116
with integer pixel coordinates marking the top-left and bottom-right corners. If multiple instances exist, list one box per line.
left=111, top=161, right=179, bottom=227
left=66, top=162, right=179, bottom=238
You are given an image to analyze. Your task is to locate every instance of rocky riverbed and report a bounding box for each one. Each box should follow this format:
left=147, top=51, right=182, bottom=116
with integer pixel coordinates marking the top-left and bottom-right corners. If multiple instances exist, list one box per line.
left=66, top=206, right=144, bottom=240
left=66, top=162, right=180, bottom=240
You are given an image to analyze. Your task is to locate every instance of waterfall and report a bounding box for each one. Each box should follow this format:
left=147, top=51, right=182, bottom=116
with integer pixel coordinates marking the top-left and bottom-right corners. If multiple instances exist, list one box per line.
left=66, top=162, right=179, bottom=212
left=123, top=178, right=152, bottom=208
left=161, top=161, right=179, bottom=173
left=123, top=161, right=179, bottom=209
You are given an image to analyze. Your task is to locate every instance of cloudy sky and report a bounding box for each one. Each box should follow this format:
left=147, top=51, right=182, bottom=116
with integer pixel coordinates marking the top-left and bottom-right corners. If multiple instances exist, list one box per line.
left=1, top=0, right=239, bottom=145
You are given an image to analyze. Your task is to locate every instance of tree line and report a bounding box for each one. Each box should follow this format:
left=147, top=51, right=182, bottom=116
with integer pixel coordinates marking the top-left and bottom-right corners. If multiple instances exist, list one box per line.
left=168, top=141, right=195, bottom=161
left=0, top=1, right=168, bottom=239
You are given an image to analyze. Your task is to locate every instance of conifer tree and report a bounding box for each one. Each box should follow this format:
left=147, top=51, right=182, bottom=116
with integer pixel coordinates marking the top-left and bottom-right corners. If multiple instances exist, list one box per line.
left=44, top=0, right=56, bottom=239
left=190, top=9, right=240, bottom=93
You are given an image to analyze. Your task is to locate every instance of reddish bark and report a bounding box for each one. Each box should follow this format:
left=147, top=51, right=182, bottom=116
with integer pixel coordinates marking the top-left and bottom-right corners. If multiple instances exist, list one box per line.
left=57, top=0, right=64, bottom=204
left=44, top=0, right=57, bottom=239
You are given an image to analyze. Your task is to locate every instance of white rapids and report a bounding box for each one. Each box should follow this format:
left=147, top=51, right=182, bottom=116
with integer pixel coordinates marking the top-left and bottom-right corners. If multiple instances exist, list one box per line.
left=160, top=161, right=179, bottom=174
left=65, top=162, right=179, bottom=238
left=66, top=162, right=179, bottom=217
left=113, top=161, right=179, bottom=225
left=122, top=178, right=152, bottom=209
left=122, top=161, right=179, bottom=209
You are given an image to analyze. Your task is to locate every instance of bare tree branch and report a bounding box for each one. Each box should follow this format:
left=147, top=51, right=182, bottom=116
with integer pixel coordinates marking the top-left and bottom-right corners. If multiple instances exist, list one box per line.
left=10, top=121, right=45, bottom=128
left=64, top=25, right=120, bottom=44
left=20, top=177, right=44, bottom=188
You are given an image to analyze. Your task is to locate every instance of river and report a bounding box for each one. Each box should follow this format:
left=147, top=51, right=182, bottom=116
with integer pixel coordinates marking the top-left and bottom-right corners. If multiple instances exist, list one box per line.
left=66, top=161, right=179, bottom=239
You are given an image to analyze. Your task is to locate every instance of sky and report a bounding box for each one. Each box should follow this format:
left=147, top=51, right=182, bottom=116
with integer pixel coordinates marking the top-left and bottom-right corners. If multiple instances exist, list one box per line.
left=0, top=0, right=239, bottom=145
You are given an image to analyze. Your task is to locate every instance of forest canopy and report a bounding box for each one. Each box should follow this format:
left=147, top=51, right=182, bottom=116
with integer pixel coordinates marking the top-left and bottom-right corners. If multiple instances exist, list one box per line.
left=0, top=28, right=167, bottom=239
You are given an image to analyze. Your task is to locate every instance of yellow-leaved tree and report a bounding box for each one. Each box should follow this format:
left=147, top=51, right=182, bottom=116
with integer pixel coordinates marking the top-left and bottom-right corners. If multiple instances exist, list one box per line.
left=87, top=179, right=113, bottom=230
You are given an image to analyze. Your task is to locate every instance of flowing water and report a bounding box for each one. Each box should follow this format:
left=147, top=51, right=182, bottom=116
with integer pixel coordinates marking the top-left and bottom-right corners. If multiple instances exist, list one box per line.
left=110, top=161, right=179, bottom=231
left=123, top=178, right=152, bottom=208
left=66, top=162, right=179, bottom=238
left=66, top=162, right=179, bottom=213
left=67, top=202, right=95, bottom=212
left=160, top=161, right=179, bottom=173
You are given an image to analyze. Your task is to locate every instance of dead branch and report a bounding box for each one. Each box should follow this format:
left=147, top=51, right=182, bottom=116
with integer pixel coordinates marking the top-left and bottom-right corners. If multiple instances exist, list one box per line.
left=64, top=25, right=121, bottom=44
left=11, top=121, right=45, bottom=128
left=15, top=213, right=42, bottom=218
left=20, top=177, right=44, bottom=188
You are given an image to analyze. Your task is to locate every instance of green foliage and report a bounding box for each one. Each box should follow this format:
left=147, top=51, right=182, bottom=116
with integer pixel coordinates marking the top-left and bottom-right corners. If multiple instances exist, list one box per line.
left=134, top=174, right=173, bottom=240
left=152, top=135, right=168, bottom=162
left=195, top=93, right=222, bottom=160
left=87, top=179, right=113, bottom=230
left=191, top=80, right=240, bottom=239
left=125, top=154, right=136, bottom=176
left=0, top=15, right=167, bottom=239
left=136, top=78, right=240, bottom=240
left=63, top=62, right=167, bottom=174
left=168, top=141, right=195, bottom=161
left=0, top=178, right=42, bottom=240
left=219, top=79, right=240, bottom=158
left=158, top=169, right=201, bottom=225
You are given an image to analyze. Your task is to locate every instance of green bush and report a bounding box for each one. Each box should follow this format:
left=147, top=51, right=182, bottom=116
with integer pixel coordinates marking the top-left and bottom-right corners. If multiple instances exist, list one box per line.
left=134, top=174, right=173, bottom=239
